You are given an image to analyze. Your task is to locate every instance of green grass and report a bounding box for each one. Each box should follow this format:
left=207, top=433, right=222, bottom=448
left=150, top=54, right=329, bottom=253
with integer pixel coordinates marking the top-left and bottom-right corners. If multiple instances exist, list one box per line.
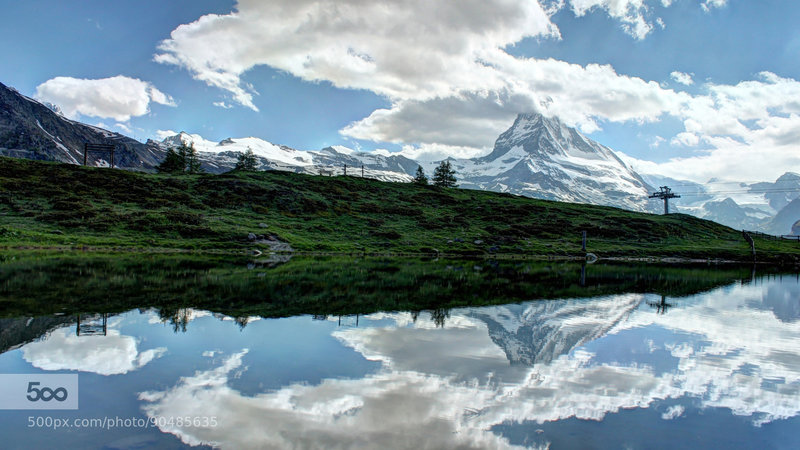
left=1, top=156, right=798, bottom=264
left=0, top=253, right=775, bottom=320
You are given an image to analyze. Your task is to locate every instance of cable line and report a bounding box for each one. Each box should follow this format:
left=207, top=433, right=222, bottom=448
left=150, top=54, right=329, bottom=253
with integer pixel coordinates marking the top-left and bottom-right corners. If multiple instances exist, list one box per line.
left=676, top=188, right=800, bottom=196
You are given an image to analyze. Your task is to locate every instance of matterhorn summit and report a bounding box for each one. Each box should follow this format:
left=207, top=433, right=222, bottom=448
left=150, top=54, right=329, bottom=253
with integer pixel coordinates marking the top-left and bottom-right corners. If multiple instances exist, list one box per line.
left=452, top=113, right=655, bottom=212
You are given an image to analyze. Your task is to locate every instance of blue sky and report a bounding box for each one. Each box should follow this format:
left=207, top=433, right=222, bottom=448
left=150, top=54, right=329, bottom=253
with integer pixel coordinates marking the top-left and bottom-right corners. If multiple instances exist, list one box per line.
left=1, top=0, right=799, bottom=182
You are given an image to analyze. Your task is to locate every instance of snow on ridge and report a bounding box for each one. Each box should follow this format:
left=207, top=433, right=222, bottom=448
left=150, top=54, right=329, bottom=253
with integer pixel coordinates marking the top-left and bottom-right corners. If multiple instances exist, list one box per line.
left=330, top=145, right=355, bottom=155
left=155, top=131, right=415, bottom=182
left=84, top=124, right=119, bottom=138
left=35, top=120, right=78, bottom=163
left=150, top=114, right=646, bottom=213
left=164, top=133, right=314, bottom=167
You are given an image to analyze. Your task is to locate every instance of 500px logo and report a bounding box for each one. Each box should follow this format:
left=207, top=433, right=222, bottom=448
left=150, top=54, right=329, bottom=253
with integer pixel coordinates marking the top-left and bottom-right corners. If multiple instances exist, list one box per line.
left=0, top=374, right=78, bottom=410
left=26, top=382, right=69, bottom=402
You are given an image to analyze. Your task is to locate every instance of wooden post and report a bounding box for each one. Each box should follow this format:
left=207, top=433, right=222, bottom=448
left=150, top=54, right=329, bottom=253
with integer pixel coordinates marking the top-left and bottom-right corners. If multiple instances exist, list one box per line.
left=343, top=164, right=347, bottom=176
left=361, top=164, right=364, bottom=177
left=742, top=231, right=756, bottom=261
left=581, top=231, right=587, bottom=252
left=83, top=143, right=115, bottom=167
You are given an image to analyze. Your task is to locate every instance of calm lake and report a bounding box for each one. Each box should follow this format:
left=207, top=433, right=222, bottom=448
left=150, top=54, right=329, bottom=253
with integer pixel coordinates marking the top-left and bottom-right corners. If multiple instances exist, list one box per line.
left=0, top=255, right=798, bottom=449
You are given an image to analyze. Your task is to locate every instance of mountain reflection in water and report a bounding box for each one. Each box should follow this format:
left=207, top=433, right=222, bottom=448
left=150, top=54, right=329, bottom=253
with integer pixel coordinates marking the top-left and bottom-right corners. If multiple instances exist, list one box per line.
left=0, top=258, right=798, bottom=449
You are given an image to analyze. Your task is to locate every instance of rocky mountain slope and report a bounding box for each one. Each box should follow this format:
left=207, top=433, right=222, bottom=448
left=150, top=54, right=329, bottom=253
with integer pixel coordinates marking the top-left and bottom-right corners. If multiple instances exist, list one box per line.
left=767, top=198, right=800, bottom=235
left=442, top=113, right=656, bottom=212
left=0, top=82, right=164, bottom=169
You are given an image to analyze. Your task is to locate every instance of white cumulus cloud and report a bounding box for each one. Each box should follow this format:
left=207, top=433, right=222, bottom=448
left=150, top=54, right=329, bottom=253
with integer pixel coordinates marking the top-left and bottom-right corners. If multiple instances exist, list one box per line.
left=702, top=0, right=728, bottom=12
left=625, top=134, right=800, bottom=183
left=114, top=122, right=132, bottom=134
left=661, top=405, right=685, bottom=420
left=670, top=71, right=694, bottom=85
left=390, top=143, right=492, bottom=162
left=34, top=75, right=176, bottom=122
left=568, top=1, right=727, bottom=38
left=213, top=101, right=234, bottom=109
left=154, top=0, right=560, bottom=111
left=343, top=56, right=689, bottom=150
left=155, top=129, right=180, bottom=141
left=670, top=132, right=700, bottom=147
left=22, top=327, right=167, bottom=376
left=569, top=0, right=653, bottom=39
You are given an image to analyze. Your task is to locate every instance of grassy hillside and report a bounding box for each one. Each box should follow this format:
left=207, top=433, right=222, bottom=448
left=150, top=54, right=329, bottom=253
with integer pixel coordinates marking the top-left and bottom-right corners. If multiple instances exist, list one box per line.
left=1, top=156, right=798, bottom=263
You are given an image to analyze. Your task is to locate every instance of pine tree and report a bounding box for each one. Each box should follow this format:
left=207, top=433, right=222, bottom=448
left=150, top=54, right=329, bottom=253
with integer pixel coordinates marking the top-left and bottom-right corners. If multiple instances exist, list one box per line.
left=156, top=147, right=185, bottom=173
left=156, top=142, right=203, bottom=174
left=413, top=165, right=428, bottom=185
left=182, top=142, right=203, bottom=174
left=234, top=147, right=258, bottom=171
left=432, top=160, right=457, bottom=187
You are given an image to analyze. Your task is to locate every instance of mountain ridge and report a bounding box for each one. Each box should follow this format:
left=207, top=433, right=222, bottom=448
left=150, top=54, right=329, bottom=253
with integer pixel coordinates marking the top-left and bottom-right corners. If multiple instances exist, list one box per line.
left=0, top=81, right=164, bottom=170
left=1, top=80, right=797, bottom=232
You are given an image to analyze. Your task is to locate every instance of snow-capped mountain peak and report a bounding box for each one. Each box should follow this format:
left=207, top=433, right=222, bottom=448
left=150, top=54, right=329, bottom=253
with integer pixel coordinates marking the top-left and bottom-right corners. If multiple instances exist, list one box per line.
left=159, top=131, right=192, bottom=148
left=322, top=145, right=356, bottom=155
left=453, top=112, right=655, bottom=212
left=481, top=113, right=612, bottom=163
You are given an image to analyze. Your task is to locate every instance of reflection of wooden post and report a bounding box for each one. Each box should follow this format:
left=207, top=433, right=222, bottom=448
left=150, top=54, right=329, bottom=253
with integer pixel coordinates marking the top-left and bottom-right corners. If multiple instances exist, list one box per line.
left=743, top=231, right=756, bottom=261
left=647, top=296, right=674, bottom=314
left=76, top=313, right=108, bottom=336
left=336, top=314, right=360, bottom=327
left=581, top=231, right=587, bottom=252
left=580, top=264, right=586, bottom=286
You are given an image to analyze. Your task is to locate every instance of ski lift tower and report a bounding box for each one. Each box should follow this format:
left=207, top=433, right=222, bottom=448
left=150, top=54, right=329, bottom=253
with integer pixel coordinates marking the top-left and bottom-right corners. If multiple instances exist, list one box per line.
left=649, top=186, right=680, bottom=214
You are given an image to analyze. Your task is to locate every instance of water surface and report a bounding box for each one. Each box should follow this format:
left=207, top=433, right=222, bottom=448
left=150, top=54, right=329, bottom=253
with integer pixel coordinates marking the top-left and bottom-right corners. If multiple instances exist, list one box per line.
left=0, top=257, right=798, bottom=449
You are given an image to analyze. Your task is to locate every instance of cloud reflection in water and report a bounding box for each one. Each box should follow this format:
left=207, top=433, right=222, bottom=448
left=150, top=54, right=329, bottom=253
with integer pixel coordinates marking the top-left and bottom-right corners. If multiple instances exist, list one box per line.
left=137, top=279, right=800, bottom=448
